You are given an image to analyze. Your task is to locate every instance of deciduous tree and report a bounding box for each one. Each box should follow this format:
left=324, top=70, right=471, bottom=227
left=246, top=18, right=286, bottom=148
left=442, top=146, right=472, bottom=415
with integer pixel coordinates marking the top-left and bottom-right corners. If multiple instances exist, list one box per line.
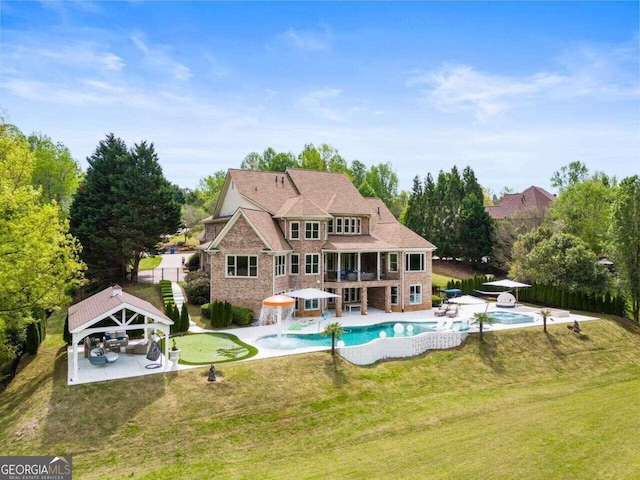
left=0, top=121, right=84, bottom=364
left=609, top=175, right=640, bottom=321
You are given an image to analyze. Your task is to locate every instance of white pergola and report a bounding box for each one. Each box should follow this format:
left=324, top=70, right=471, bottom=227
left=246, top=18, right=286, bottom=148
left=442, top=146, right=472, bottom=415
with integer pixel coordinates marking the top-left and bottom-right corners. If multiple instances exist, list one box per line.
left=68, top=285, right=173, bottom=383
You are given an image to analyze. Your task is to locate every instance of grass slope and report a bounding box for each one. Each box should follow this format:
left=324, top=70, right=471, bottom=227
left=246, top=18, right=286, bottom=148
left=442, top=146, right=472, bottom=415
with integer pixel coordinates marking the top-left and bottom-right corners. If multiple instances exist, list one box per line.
left=1, top=313, right=639, bottom=479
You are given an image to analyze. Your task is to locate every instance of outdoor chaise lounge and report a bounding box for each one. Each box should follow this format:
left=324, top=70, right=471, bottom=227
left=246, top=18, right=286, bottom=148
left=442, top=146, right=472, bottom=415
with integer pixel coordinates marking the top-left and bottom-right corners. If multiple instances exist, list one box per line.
left=434, top=304, right=449, bottom=317
left=445, top=306, right=459, bottom=318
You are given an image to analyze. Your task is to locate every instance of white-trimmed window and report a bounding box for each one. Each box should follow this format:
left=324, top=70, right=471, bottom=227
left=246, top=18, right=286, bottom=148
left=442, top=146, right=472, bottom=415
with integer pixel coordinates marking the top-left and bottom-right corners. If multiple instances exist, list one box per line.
left=305, top=254, right=319, bottom=274
left=391, top=286, right=398, bottom=305
left=336, top=218, right=343, bottom=234
left=389, top=253, right=398, bottom=272
left=305, top=221, right=320, bottom=239
left=304, top=298, right=319, bottom=310
left=290, top=254, right=299, bottom=275
left=405, top=253, right=425, bottom=271
left=226, top=255, right=258, bottom=277
left=409, top=284, right=422, bottom=304
left=328, top=219, right=334, bottom=234
left=290, top=222, right=300, bottom=240
left=275, top=254, right=286, bottom=277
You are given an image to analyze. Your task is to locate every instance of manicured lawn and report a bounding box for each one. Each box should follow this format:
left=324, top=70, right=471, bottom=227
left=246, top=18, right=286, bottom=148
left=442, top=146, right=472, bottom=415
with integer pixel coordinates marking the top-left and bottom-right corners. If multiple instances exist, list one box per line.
left=165, top=333, right=258, bottom=365
left=1, top=310, right=639, bottom=479
left=138, top=256, right=162, bottom=270
left=432, top=272, right=459, bottom=288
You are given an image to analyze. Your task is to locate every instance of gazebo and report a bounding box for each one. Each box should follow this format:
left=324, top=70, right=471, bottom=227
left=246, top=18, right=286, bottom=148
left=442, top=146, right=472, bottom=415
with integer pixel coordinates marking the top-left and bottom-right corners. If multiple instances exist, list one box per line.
left=68, top=285, right=173, bottom=383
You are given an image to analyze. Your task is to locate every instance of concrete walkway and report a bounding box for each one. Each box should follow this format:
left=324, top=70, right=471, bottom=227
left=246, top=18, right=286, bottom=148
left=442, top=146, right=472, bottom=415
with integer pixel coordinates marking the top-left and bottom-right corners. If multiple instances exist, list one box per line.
left=170, top=281, right=197, bottom=329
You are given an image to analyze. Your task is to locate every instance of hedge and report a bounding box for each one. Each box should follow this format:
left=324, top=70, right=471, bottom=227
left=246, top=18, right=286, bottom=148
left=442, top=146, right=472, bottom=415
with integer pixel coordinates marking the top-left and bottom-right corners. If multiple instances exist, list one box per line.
left=446, top=276, right=627, bottom=316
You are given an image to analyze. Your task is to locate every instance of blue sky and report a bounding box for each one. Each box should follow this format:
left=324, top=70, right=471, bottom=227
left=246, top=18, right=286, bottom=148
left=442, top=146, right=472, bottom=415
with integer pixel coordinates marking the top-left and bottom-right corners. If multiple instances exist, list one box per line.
left=1, top=1, right=638, bottom=195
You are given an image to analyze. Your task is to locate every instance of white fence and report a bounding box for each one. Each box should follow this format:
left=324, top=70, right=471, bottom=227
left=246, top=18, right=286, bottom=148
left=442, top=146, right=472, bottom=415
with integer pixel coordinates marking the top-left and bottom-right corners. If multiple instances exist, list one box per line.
left=338, top=331, right=468, bottom=366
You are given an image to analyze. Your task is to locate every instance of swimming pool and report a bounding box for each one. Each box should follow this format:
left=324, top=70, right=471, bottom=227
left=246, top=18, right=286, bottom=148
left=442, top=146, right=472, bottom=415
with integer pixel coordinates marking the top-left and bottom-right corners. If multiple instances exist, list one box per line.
left=256, top=321, right=469, bottom=350
left=488, top=311, right=535, bottom=324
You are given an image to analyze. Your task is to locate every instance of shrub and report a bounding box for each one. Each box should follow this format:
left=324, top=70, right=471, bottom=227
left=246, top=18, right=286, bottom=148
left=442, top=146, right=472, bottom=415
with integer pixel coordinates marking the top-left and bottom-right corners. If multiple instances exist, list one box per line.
left=180, top=303, right=190, bottom=332
left=187, top=254, right=200, bottom=271
left=210, top=301, right=232, bottom=328
left=184, top=271, right=208, bottom=283
left=184, top=276, right=210, bottom=305
left=432, top=295, right=442, bottom=307
left=25, top=322, right=40, bottom=355
left=201, top=303, right=213, bottom=319
left=63, top=314, right=71, bottom=345
left=232, top=306, right=254, bottom=326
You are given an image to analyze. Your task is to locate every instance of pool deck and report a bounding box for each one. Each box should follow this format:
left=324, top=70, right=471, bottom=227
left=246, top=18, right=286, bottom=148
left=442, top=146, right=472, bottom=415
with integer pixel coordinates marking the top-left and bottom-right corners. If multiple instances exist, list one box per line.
left=68, top=303, right=598, bottom=385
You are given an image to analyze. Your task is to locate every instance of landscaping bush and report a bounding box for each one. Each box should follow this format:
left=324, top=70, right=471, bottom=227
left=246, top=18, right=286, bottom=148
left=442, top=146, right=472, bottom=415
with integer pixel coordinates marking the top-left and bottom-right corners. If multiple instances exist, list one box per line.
left=207, top=300, right=232, bottom=328
left=184, top=271, right=208, bottom=283
left=201, top=303, right=213, bottom=319
left=25, top=321, right=40, bottom=355
left=187, top=254, right=200, bottom=271
left=232, top=306, right=254, bottom=326
left=180, top=303, right=190, bottom=332
left=432, top=295, right=442, bottom=307
left=184, top=276, right=210, bottom=305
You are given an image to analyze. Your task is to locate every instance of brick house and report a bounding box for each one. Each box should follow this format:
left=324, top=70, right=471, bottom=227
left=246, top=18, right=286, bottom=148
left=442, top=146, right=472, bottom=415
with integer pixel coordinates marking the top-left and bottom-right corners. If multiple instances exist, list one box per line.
left=485, top=186, right=555, bottom=227
left=198, top=169, right=436, bottom=319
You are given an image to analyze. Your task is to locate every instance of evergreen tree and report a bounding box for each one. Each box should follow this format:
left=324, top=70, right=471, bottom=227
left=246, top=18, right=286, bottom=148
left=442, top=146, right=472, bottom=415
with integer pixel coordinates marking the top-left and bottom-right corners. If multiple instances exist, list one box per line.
left=609, top=175, right=640, bottom=321
left=69, top=135, right=181, bottom=284
left=458, top=194, right=494, bottom=263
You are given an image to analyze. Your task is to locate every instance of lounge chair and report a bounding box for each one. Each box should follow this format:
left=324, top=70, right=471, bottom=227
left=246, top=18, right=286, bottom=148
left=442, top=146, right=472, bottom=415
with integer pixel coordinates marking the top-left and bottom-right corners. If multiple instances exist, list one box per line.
left=496, top=292, right=516, bottom=308
left=434, top=305, right=449, bottom=317
left=446, top=306, right=459, bottom=318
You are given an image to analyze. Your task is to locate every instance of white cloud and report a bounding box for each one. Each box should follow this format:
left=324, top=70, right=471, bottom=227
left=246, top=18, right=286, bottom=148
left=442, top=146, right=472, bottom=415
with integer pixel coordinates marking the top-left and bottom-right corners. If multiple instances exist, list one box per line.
left=297, top=88, right=345, bottom=122
left=409, top=64, right=566, bottom=120
left=274, top=26, right=332, bottom=52
left=131, top=33, right=192, bottom=81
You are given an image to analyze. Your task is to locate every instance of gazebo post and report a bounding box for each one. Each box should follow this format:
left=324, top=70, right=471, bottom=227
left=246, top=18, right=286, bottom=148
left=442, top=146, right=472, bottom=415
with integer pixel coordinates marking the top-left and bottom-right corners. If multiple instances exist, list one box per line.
left=72, top=333, right=79, bottom=382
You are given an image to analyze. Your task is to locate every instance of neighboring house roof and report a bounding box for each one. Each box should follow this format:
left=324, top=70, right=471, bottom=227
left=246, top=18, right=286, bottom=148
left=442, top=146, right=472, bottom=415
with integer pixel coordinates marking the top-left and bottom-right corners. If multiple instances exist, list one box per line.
left=210, top=208, right=292, bottom=253
left=485, top=186, right=555, bottom=220
left=68, top=285, right=172, bottom=333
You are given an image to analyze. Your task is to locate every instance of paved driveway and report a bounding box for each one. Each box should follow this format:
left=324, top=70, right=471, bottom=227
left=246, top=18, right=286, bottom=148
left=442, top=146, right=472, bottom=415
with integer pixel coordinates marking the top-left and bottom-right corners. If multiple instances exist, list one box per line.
left=138, top=251, right=195, bottom=284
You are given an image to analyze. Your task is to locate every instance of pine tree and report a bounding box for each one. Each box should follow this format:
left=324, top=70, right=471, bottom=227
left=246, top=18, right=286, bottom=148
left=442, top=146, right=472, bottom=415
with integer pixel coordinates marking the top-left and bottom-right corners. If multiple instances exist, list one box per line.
left=69, top=135, right=181, bottom=284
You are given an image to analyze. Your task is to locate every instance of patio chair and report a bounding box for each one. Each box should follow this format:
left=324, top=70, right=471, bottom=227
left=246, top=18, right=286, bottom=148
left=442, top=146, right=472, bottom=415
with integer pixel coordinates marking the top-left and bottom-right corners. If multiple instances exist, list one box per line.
left=434, top=305, right=449, bottom=317
left=446, top=306, right=459, bottom=318
left=89, top=348, right=108, bottom=366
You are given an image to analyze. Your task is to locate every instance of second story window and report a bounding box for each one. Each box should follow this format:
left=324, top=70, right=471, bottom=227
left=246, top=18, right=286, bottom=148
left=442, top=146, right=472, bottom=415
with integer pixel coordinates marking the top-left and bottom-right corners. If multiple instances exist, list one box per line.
left=275, top=254, right=286, bottom=277
left=290, top=254, right=299, bottom=275
left=305, top=253, right=319, bottom=274
left=305, top=221, right=320, bottom=239
left=405, top=253, right=425, bottom=272
left=389, top=253, right=398, bottom=272
left=290, top=222, right=300, bottom=240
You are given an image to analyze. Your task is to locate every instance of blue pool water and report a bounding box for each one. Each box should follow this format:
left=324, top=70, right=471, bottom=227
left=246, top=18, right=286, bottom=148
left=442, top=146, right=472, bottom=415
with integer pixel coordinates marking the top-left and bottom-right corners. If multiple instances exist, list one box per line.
left=488, top=311, right=535, bottom=324
left=256, top=321, right=468, bottom=350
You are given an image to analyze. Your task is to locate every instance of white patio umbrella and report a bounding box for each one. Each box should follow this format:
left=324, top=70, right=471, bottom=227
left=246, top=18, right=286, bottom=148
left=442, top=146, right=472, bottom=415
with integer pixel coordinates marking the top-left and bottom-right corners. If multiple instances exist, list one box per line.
left=482, top=279, right=531, bottom=302
left=285, top=288, right=340, bottom=299
left=446, top=295, right=487, bottom=305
